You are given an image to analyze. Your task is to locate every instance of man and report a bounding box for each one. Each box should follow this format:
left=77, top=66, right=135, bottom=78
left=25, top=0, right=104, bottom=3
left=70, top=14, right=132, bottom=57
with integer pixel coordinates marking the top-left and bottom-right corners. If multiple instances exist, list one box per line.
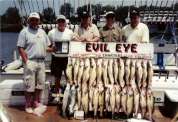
left=17, top=12, right=51, bottom=113
left=122, top=9, right=149, bottom=43
left=74, top=11, right=100, bottom=42
left=48, top=15, right=77, bottom=97
left=100, top=11, right=122, bottom=42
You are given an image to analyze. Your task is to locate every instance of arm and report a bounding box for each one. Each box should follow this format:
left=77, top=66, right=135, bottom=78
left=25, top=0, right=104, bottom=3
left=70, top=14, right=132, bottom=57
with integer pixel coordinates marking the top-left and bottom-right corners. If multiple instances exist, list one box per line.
left=18, top=47, right=28, bottom=64
left=142, top=24, right=149, bottom=43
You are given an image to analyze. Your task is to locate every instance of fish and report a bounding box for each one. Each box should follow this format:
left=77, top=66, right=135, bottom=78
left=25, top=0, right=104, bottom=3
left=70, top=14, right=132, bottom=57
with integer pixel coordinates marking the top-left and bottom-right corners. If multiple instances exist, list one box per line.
left=81, top=84, right=89, bottom=115
left=66, top=58, right=73, bottom=85
left=121, top=86, right=127, bottom=114
left=77, top=58, right=84, bottom=87
left=89, top=86, right=94, bottom=111
left=93, top=86, right=99, bottom=117
left=118, top=58, right=125, bottom=88
left=110, top=85, right=116, bottom=118
left=105, top=87, right=110, bottom=112
left=130, top=60, right=136, bottom=87
left=102, top=59, right=109, bottom=86
left=89, top=58, right=97, bottom=87
left=147, top=60, right=153, bottom=87
left=68, top=85, right=77, bottom=115
left=77, top=86, right=82, bottom=110
left=115, top=85, right=121, bottom=114
left=98, top=83, right=105, bottom=117
left=147, top=87, right=154, bottom=121
left=135, top=60, right=143, bottom=90
left=142, top=60, right=148, bottom=88
left=140, top=87, right=147, bottom=118
left=73, top=58, right=80, bottom=86
left=113, top=59, right=119, bottom=84
left=133, top=87, right=140, bottom=118
left=126, top=86, right=134, bottom=116
left=125, top=58, right=131, bottom=86
left=96, top=58, right=103, bottom=84
left=108, top=59, right=114, bottom=84
left=82, top=58, right=90, bottom=84
left=71, top=58, right=76, bottom=67
left=62, top=83, right=71, bottom=117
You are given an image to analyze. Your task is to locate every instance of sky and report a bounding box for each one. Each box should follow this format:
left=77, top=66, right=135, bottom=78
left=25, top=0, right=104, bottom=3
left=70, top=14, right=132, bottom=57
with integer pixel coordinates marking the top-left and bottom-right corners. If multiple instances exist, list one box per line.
left=0, top=0, right=177, bottom=15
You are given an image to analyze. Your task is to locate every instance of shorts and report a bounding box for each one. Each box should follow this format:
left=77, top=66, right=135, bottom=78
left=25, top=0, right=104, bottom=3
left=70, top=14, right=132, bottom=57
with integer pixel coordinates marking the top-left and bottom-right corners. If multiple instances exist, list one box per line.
left=23, top=60, right=45, bottom=92
left=51, top=55, right=68, bottom=78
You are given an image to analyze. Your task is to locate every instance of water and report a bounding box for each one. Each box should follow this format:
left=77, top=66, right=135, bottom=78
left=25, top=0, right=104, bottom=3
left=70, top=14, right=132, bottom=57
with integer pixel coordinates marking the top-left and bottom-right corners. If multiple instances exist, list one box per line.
left=0, top=32, right=19, bottom=64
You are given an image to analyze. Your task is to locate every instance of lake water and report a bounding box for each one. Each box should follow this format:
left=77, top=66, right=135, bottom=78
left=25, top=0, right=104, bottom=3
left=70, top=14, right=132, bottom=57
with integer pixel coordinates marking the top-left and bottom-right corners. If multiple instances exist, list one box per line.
left=0, top=32, right=19, bottom=64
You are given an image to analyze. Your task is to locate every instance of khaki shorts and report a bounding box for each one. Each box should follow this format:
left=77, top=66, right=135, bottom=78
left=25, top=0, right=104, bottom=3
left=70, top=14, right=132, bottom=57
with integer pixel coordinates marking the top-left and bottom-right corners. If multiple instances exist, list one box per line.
left=23, top=60, right=45, bottom=92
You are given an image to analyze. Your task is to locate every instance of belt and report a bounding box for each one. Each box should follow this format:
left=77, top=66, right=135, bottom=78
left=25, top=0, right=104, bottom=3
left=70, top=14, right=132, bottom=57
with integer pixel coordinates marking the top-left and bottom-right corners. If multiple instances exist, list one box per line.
left=29, top=58, right=45, bottom=62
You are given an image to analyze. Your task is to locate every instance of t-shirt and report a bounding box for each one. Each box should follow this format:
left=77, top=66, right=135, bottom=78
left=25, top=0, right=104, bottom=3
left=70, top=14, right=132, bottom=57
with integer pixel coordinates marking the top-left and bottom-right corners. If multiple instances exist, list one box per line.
left=122, top=23, right=149, bottom=43
left=17, top=27, right=51, bottom=59
left=48, top=28, right=74, bottom=57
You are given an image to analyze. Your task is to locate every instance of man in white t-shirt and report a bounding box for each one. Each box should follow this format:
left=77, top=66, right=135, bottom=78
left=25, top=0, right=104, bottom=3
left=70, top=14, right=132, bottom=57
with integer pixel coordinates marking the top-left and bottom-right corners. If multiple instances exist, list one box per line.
left=17, top=12, right=51, bottom=114
left=48, top=15, right=77, bottom=97
left=122, top=9, right=149, bottom=43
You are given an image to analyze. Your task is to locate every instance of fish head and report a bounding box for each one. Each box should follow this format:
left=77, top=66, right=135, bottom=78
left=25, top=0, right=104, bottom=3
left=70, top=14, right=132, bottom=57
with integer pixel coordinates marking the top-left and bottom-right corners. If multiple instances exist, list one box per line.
left=90, top=58, right=96, bottom=67
left=85, top=58, right=90, bottom=67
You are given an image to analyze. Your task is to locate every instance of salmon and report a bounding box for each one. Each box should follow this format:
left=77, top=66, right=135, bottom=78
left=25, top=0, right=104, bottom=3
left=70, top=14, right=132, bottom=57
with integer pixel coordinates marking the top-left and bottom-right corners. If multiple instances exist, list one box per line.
left=66, top=58, right=73, bottom=85
left=126, top=86, right=134, bottom=116
left=82, top=58, right=90, bottom=84
left=147, top=87, right=154, bottom=121
left=113, top=59, right=119, bottom=84
left=125, top=58, right=131, bottom=86
left=102, top=59, right=109, bottom=86
left=73, top=58, right=80, bottom=86
left=108, top=59, right=114, bottom=84
left=118, top=58, right=125, bottom=88
left=89, top=58, right=97, bottom=87
left=140, top=87, right=147, bottom=118
left=142, top=60, right=148, bottom=88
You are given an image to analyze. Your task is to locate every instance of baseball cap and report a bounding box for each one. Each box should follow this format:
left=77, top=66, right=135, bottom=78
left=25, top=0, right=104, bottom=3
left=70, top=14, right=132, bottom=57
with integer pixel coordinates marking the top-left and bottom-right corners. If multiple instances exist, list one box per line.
left=130, top=9, right=140, bottom=18
left=56, top=15, right=66, bottom=21
left=80, top=11, right=91, bottom=18
left=28, top=12, right=40, bottom=19
left=105, top=11, right=115, bottom=18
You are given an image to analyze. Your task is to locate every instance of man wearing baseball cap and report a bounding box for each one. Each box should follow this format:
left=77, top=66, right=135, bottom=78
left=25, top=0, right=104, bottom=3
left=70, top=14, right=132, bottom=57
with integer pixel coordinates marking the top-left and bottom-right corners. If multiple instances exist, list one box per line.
left=74, top=11, right=100, bottom=42
left=100, top=11, right=122, bottom=42
left=17, top=12, right=51, bottom=114
left=122, top=9, right=149, bottom=43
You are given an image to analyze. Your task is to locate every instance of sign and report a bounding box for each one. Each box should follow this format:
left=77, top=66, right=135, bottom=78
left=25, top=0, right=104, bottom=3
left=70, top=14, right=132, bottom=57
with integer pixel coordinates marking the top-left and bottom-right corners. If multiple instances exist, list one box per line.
left=55, top=41, right=69, bottom=54
left=69, top=41, right=154, bottom=59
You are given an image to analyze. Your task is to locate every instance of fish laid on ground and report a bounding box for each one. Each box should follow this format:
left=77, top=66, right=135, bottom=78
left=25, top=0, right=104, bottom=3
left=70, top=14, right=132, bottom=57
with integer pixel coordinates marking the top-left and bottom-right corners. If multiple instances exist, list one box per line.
left=142, top=60, right=148, bottom=88
left=77, top=59, right=84, bottom=86
left=68, top=85, right=77, bottom=115
left=133, top=87, right=140, bottom=117
left=66, top=58, right=73, bottom=85
left=96, top=58, right=103, bottom=84
left=126, top=86, right=134, bottom=116
left=108, top=59, right=114, bottom=84
left=93, top=87, right=99, bottom=117
left=135, top=60, right=143, bottom=90
left=140, top=87, right=147, bottom=118
left=121, top=86, right=127, bottom=114
left=147, top=60, right=153, bottom=87
left=115, top=85, right=121, bottom=113
left=89, top=58, right=97, bottom=87
left=73, top=58, right=80, bottom=86
left=110, top=85, right=116, bottom=118
left=82, top=58, right=90, bottom=84
left=81, top=84, right=89, bottom=115
left=147, top=87, right=154, bottom=121
left=130, top=60, right=136, bottom=87
left=102, top=59, right=109, bottom=86
left=125, top=58, right=131, bottom=86
left=105, top=87, right=110, bottom=112
left=98, top=83, right=105, bottom=117
left=62, top=83, right=70, bottom=117
left=118, top=58, right=125, bottom=88
left=113, top=59, right=119, bottom=84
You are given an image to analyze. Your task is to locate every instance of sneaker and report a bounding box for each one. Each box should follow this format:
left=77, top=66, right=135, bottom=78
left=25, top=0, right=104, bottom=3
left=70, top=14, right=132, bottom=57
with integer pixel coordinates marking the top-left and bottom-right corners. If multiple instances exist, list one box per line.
left=25, top=107, right=33, bottom=114
left=36, top=103, right=47, bottom=109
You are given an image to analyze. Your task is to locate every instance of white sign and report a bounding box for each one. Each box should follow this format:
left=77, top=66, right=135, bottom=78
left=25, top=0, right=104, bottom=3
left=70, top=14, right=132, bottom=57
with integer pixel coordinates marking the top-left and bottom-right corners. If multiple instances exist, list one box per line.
left=69, top=41, right=154, bottom=59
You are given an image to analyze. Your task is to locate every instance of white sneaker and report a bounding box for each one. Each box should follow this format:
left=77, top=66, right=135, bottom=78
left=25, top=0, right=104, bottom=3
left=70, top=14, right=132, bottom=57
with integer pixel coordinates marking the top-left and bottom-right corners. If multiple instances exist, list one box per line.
left=25, top=107, right=33, bottom=114
left=36, top=103, right=47, bottom=109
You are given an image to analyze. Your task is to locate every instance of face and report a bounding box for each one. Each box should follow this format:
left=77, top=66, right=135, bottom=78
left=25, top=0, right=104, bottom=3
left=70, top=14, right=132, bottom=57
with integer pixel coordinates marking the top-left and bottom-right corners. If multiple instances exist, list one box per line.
left=130, top=15, right=140, bottom=28
left=106, top=17, right=115, bottom=26
left=81, top=17, right=91, bottom=28
left=28, top=17, right=40, bottom=29
left=57, top=19, right=66, bottom=31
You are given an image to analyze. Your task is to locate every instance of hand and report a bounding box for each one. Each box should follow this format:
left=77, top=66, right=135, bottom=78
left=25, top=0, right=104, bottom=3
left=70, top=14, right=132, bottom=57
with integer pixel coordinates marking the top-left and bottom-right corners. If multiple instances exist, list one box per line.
left=52, top=46, right=57, bottom=52
left=79, top=37, right=85, bottom=42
